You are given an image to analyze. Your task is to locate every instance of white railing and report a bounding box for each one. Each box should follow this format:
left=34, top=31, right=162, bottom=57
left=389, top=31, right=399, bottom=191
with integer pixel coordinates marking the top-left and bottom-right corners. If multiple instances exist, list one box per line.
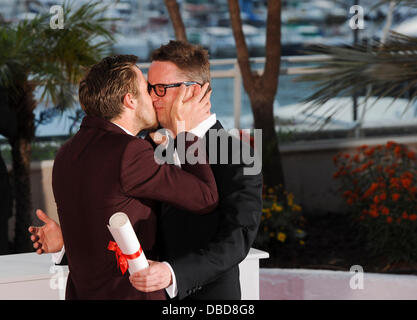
left=138, top=55, right=329, bottom=129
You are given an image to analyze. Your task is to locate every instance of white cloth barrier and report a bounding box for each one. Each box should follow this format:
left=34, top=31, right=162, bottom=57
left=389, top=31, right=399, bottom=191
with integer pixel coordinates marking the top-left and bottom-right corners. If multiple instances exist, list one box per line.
left=0, top=248, right=269, bottom=300
left=260, top=268, right=417, bottom=300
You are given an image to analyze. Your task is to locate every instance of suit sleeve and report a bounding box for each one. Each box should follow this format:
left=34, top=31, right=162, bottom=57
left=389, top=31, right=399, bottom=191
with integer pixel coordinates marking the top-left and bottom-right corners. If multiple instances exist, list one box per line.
left=120, top=133, right=218, bottom=214
left=168, top=137, right=263, bottom=299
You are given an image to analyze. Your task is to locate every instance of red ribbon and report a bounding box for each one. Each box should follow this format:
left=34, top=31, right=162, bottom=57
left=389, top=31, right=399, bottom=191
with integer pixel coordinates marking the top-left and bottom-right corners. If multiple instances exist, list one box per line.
left=107, top=241, right=142, bottom=275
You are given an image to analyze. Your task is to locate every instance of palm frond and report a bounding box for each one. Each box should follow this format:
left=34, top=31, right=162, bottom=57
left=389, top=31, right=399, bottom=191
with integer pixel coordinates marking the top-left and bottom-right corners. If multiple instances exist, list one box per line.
left=31, top=1, right=114, bottom=109
left=0, top=1, right=115, bottom=112
left=296, top=32, right=417, bottom=123
left=373, top=0, right=417, bottom=9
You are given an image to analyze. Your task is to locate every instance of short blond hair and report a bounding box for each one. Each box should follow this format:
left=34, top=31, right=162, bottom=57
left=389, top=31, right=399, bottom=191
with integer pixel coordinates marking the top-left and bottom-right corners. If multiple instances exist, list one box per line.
left=78, top=55, right=139, bottom=120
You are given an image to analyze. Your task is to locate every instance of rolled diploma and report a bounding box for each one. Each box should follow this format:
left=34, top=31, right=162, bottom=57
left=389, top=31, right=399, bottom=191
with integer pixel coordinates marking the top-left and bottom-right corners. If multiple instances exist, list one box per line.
left=107, top=212, right=149, bottom=274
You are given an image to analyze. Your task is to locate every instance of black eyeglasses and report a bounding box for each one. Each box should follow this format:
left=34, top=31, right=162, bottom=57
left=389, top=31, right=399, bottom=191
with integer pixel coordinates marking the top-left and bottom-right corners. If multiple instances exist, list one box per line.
left=147, top=81, right=201, bottom=97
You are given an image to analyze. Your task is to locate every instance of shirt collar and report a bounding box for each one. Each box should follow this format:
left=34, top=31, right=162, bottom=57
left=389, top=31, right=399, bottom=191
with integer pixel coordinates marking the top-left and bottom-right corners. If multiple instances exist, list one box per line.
left=188, top=113, right=217, bottom=138
left=111, top=122, right=135, bottom=136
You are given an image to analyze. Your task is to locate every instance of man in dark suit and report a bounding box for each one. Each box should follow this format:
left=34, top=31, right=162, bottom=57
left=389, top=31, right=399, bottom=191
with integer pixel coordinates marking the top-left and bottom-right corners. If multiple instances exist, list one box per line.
left=129, top=41, right=263, bottom=299
left=29, top=42, right=262, bottom=300
left=43, top=54, right=218, bottom=299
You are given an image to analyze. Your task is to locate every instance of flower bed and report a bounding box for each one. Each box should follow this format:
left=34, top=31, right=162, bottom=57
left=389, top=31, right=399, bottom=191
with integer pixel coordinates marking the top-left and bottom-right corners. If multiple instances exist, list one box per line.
left=333, top=141, right=417, bottom=264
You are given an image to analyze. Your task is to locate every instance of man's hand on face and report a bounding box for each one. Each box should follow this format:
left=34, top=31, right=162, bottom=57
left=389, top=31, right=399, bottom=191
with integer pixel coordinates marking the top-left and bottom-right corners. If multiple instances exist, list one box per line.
left=168, top=82, right=212, bottom=137
left=28, top=209, right=64, bottom=254
left=129, top=260, right=172, bottom=292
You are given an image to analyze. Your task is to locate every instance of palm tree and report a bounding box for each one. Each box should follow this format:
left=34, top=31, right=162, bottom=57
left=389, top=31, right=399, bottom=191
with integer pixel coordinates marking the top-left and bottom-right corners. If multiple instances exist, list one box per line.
left=296, top=2, right=417, bottom=127
left=0, top=1, right=114, bottom=252
left=228, top=0, right=285, bottom=188
left=164, top=0, right=187, bottom=42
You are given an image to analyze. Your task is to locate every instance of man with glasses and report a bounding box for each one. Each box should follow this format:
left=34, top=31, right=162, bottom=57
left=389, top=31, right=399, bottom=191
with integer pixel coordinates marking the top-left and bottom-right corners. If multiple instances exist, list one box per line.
left=29, top=41, right=262, bottom=300
left=130, top=41, right=262, bottom=300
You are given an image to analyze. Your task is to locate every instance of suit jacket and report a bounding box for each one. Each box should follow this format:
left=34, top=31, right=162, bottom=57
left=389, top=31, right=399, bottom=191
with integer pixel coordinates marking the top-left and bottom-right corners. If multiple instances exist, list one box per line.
left=52, top=116, right=218, bottom=300
left=156, top=121, right=263, bottom=300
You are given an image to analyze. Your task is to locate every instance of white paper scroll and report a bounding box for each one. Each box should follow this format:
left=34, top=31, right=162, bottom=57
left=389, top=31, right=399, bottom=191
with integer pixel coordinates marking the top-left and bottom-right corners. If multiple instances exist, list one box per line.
left=107, top=212, right=149, bottom=274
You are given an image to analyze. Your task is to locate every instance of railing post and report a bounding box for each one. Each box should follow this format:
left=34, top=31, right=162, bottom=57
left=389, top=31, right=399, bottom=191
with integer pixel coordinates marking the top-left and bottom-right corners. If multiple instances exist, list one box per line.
left=233, top=61, right=242, bottom=129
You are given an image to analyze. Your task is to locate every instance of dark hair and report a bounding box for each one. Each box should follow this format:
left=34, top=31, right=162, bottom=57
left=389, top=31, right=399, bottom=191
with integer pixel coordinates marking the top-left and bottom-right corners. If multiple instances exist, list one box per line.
left=151, top=40, right=210, bottom=85
left=78, top=55, right=139, bottom=120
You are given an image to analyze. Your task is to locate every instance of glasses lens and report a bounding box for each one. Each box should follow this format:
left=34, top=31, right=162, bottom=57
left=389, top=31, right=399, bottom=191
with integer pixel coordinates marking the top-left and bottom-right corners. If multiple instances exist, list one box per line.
left=155, top=85, right=166, bottom=97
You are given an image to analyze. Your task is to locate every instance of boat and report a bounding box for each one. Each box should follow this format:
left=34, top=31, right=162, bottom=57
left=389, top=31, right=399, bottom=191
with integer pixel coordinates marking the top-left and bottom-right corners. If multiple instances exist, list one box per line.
left=393, top=16, right=417, bottom=37
left=274, top=97, right=417, bottom=132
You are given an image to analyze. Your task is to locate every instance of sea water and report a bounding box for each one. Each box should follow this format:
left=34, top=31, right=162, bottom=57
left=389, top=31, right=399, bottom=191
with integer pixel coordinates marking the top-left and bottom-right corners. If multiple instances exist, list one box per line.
left=32, top=69, right=317, bottom=137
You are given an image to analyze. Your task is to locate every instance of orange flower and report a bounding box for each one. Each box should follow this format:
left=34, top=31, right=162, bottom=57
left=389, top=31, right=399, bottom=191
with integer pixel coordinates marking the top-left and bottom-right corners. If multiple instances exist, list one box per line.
left=402, top=211, right=409, bottom=219
left=373, top=195, right=380, bottom=204
left=407, top=151, right=416, bottom=160
left=386, top=141, right=396, bottom=149
left=353, top=154, right=360, bottom=162
left=343, top=190, right=352, bottom=197
left=364, top=147, right=376, bottom=156
left=386, top=217, right=393, bottom=223
left=394, top=145, right=402, bottom=155
left=401, top=172, right=413, bottom=180
left=333, top=153, right=342, bottom=163
left=362, top=183, right=377, bottom=199
left=384, top=167, right=396, bottom=177
left=390, top=178, right=400, bottom=189
left=369, top=208, right=379, bottom=217
left=381, top=207, right=389, bottom=216
left=409, top=214, right=417, bottom=221
left=379, top=193, right=387, bottom=201
left=359, top=145, right=369, bottom=150
left=392, top=193, right=400, bottom=201
left=402, top=178, right=412, bottom=189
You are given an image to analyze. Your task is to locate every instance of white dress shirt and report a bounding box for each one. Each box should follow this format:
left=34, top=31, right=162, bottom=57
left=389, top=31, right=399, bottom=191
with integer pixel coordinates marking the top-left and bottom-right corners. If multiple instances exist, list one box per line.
left=52, top=115, right=217, bottom=298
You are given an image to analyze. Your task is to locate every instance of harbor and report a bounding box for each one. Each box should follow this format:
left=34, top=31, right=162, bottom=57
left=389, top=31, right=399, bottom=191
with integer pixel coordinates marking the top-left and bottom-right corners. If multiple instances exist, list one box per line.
left=1, top=0, right=417, bottom=138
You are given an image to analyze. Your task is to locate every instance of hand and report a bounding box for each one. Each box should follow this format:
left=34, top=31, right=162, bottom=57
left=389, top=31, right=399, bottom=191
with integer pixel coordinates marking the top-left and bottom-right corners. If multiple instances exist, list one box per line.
left=28, top=209, right=64, bottom=254
left=129, top=260, right=172, bottom=292
left=168, top=82, right=212, bottom=137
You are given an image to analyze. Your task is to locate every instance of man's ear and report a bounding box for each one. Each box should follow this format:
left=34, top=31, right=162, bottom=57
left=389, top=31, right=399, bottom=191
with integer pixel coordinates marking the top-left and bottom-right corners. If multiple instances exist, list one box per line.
left=184, top=84, right=201, bottom=101
left=123, top=93, right=136, bottom=110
